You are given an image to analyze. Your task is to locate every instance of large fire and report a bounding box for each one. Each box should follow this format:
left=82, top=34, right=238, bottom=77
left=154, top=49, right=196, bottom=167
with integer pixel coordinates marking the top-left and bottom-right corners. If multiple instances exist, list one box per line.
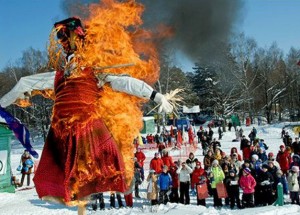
left=47, top=0, right=163, bottom=195
left=80, top=0, right=160, bottom=190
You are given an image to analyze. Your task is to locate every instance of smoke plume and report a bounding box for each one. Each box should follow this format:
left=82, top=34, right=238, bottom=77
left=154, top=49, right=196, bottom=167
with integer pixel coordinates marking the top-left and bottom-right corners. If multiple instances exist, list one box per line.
left=60, top=0, right=244, bottom=65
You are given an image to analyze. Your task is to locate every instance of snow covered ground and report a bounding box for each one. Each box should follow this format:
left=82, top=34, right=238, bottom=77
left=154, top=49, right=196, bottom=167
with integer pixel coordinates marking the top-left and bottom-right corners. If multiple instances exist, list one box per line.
left=1, top=122, right=300, bottom=214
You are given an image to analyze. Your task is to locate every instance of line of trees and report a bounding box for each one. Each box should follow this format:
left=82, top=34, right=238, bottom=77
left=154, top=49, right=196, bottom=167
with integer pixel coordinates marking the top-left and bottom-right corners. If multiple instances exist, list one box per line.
left=1, top=33, right=300, bottom=137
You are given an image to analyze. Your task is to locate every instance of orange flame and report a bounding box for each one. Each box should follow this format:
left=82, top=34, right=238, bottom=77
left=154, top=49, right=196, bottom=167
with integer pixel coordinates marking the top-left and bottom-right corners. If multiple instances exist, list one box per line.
left=78, top=0, right=162, bottom=189
left=47, top=0, right=171, bottom=194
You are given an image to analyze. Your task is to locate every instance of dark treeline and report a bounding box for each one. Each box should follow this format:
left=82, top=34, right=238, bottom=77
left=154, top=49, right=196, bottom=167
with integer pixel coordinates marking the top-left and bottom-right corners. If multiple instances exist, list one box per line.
left=1, top=33, right=300, bottom=138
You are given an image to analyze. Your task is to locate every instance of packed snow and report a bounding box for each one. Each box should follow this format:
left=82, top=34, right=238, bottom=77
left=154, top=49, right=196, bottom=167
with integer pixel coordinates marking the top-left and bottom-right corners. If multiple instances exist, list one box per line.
left=1, top=122, right=300, bottom=215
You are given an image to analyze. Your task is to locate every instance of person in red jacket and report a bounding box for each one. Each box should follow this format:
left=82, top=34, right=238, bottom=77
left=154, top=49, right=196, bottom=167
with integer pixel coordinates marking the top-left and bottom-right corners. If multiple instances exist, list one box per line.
left=276, top=145, right=291, bottom=175
left=191, top=161, right=207, bottom=206
left=150, top=152, right=164, bottom=174
left=230, top=147, right=243, bottom=161
left=135, top=148, right=146, bottom=167
left=169, top=163, right=179, bottom=203
left=161, top=149, right=174, bottom=168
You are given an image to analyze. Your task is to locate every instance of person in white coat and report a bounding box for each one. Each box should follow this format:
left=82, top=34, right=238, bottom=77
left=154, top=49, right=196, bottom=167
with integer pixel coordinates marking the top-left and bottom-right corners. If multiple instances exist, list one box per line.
left=288, top=166, right=300, bottom=204
left=176, top=161, right=193, bottom=204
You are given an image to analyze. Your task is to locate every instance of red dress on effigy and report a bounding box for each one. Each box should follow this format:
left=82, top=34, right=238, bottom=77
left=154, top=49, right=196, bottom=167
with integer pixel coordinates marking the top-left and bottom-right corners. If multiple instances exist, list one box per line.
left=33, top=68, right=127, bottom=204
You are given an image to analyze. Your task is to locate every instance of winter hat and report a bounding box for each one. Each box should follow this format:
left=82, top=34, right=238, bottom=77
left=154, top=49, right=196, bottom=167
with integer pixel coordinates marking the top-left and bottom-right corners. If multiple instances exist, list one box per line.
left=163, top=165, right=168, bottom=170
left=291, top=166, right=299, bottom=173
left=154, top=152, right=159, bottom=156
left=252, top=154, right=259, bottom=160
left=196, top=161, right=201, bottom=166
left=280, top=145, right=285, bottom=149
left=212, top=159, right=219, bottom=166
left=276, top=170, right=283, bottom=176
left=293, top=154, right=300, bottom=160
left=268, top=152, right=274, bottom=157
left=243, top=168, right=251, bottom=174
left=262, top=164, right=269, bottom=170
left=149, top=169, right=156, bottom=173
left=229, top=169, right=236, bottom=174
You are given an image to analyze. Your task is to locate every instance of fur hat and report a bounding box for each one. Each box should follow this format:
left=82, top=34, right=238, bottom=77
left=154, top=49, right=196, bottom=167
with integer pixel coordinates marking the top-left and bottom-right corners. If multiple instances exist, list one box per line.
left=212, top=159, right=219, bottom=166
left=291, top=166, right=299, bottom=173
left=149, top=169, right=156, bottom=173
left=252, top=154, right=259, bottom=160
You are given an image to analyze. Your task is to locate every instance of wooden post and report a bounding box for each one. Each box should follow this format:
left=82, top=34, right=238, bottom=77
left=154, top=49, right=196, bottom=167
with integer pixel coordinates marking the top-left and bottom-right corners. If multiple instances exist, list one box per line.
left=77, top=205, right=86, bottom=215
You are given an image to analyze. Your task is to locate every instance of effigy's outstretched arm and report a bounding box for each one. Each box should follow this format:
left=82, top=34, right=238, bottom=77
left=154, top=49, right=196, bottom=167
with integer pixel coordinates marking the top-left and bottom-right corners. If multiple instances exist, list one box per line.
left=96, top=74, right=173, bottom=113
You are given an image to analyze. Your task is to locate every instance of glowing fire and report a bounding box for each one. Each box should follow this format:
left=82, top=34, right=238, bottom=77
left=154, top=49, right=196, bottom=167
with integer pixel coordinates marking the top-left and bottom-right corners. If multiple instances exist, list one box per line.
left=47, top=0, right=166, bottom=193
left=80, top=0, right=160, bottom=188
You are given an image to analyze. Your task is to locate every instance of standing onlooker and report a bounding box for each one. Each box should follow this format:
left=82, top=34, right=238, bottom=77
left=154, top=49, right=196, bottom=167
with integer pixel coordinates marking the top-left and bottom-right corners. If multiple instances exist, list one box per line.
left=149, top=152, right=164, bottom=174
left=276, top=145, right=291, bottom=175
left=134, top=158, right=143, bottom=198
left=255, top=164, right=274, bottom=206
left=157, top=165, right=172, bottom=204
left=239, top=168, right=256, bottom=208
left=274, top=169, right=288, bottom=196
left=19, top=150, right=33, bottom=187
left=208, top=159, right=225, bottom=207
left=292, top=137, right=300, bottom=155
left=248, top=127, right=257, bottom=143
left=218, top=126, right=223, bottom=140
left=230, top=147, right=243, bottom=161
left=186, top=152, right=198, bottom=170
left=283, top=132, right=292, bottom=147
left=161, top=149, right=174, bottom=169
left=177, top=161, right=193, bottom=204
left=191, top=161, right=207, bottom=206
left=169, top=163, right=179, bottom=203
left=288, top=166, right=300, bottom=204
left=146, top=170, right=159, bottom=206
left=135, top=148, right=146, bottom=167
left=203, top=150, right=214, bottom=171
left=224, top=169, right=242, bottom=209
left=281, top=128, right=286, bottom=139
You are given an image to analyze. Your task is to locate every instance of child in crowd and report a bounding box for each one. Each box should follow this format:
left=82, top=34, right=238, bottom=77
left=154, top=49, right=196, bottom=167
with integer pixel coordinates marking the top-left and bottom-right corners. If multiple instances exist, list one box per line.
left=288, top=166, right=300, bottom=204
left=239, top=167, right=256, bottom=208
left=225, top=169, right=242, bottom=209
left=146, top=170, right=159, bottom=205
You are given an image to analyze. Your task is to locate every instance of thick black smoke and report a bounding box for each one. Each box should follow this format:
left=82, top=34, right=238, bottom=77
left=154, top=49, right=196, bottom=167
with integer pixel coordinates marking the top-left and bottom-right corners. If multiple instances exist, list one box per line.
left=139, top=0, right=244, bottom=64
left=60, top=0, right=244, bottom=64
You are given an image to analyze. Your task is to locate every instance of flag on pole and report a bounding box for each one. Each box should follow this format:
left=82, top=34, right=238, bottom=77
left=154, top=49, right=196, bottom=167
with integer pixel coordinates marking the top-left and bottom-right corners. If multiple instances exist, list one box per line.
left=0, top=106, right=39, bottom=158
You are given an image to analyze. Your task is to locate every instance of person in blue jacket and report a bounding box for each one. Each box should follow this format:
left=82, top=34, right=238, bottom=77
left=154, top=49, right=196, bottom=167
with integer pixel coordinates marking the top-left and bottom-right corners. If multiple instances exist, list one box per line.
left=157, top=165, right=172, bottom=204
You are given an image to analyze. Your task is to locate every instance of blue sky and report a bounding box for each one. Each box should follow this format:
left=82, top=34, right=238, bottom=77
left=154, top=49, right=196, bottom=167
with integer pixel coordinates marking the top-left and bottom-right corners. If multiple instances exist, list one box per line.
left=0, top=0, right=300, bottom=71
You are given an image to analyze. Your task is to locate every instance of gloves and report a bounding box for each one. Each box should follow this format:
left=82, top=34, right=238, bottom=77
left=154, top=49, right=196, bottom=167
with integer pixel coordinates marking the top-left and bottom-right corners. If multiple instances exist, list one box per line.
left=261, top=180, right=270, bottom=186
left=153, top=92, right=173, bottom=113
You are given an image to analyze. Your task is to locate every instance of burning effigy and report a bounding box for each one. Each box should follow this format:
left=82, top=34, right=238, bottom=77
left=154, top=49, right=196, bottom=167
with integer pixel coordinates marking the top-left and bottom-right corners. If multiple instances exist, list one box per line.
left=33, top=0, right=174, bottom=208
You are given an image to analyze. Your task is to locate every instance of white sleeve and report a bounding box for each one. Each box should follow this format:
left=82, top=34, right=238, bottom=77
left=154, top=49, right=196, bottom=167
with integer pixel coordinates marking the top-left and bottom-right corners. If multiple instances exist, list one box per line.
left=104, top=75, right=154, bottom=99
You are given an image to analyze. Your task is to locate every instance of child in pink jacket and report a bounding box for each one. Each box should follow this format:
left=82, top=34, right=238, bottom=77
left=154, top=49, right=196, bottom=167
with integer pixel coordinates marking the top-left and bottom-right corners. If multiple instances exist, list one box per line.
left=239, top=167, right=256, bottom=208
